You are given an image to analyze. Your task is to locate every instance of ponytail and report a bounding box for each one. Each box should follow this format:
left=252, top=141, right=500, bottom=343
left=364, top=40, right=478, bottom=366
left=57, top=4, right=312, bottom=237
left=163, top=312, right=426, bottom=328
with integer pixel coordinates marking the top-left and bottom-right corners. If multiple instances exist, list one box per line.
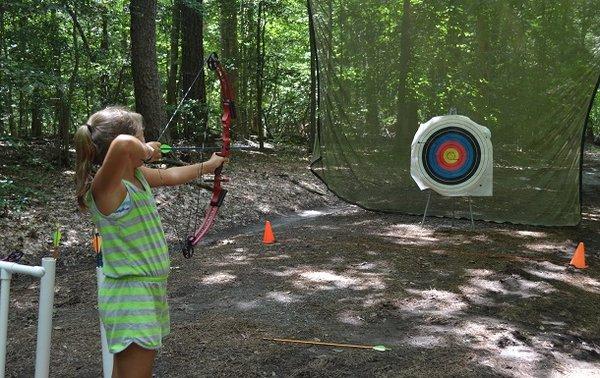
left=74, top=124, right=96, bottom=210
left=73, top=106, right=144, bottom=210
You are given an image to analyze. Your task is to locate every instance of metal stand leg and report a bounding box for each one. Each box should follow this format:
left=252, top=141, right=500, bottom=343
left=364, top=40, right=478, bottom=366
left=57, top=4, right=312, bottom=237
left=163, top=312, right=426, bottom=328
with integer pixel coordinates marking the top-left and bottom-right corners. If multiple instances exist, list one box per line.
left=468, top=197, right=474, bottom=230
left=421, top=191, right=432, bottom=226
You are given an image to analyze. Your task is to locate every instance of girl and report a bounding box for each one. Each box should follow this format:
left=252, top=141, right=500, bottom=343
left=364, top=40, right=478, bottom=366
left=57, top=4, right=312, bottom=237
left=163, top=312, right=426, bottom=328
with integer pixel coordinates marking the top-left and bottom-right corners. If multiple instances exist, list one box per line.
left=74, top=106, right=226, bottom=377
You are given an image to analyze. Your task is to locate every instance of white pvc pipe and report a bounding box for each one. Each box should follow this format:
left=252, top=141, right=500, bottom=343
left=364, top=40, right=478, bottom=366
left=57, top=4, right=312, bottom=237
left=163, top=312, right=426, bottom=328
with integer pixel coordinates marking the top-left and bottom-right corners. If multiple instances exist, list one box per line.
left=0, top=268, right=13, bottom=377
left=34, top=258, right=55, bottom=378
left=0, top=261, right=45, bottom=278
left=0, top=259, right=55, bottom=378
left=96, top=267, right=113, bottom=378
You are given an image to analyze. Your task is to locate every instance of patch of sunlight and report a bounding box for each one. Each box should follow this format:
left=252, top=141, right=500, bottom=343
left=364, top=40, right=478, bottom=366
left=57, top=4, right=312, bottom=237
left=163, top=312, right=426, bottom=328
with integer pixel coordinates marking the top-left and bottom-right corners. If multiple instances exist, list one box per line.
left=351, top=262, right=378, bottom=270
left=266, top=291, right=300, bottom=304
left=523, top=242, right=567, bottom=253
left=260, top=254, right=291, bottom=261
left=63, top=229, right=80, bottom=247
left=460, top=269, right=556, bottom=304
left=402, top=289, right=468, bottom=315
left=405, top=335, right=445, bottom=348
left=258, top=203, right=273, bottom=213
left=270, top=267, right=387, bottom=291
left=236, top=299, right=260, bottom=310
left=515, top=230, right=547, bottom=238
left=217, top=238, right=236, bottom=246
left=581, top=211, right=600, bottom=221
left=261, top=268, right=296, bottom=277
left=201, top=272, right=236, bottom=285
left=300, top=271, right=358, bottom=288
left=465, top=269, right=495, bottom=277
left=359, top=292, right=387, bottom=307
left=452, top=319, right=544, bottom=376
left=297, top=210, right=325, bottom=218
left=524, top=262, right=600, bottom=294
left=338, top=310, right=364, bottom=326
left=225, top=253, right=250, bottom=262
left=550, top=350, right=600, bottom=375
left=380, top=224, right=438, bottom=245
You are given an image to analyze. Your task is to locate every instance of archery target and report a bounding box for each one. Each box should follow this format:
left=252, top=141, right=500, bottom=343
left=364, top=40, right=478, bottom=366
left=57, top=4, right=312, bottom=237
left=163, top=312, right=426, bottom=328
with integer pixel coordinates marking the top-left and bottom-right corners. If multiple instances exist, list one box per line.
left=411, top=115, right=492, bottom=197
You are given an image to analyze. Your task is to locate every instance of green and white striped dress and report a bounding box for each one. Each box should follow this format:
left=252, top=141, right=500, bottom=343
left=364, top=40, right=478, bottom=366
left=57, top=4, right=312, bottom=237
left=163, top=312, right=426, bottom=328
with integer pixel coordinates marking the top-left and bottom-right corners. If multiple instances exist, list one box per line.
left=87, top=168, right=170, bottom=354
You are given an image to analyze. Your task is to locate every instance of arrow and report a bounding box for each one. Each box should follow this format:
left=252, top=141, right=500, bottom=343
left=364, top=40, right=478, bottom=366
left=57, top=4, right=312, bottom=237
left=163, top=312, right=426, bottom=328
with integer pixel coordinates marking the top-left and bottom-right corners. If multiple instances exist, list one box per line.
left=160, top=144, right=261, bottom=154
left=262, top=338, right=390, bottom=352
left=92, top=231, right=103, bottom=268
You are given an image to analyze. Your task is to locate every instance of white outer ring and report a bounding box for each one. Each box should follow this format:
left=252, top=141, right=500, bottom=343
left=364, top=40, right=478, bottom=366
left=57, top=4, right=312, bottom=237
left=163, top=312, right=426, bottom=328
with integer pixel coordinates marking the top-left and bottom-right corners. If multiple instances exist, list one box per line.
left=411, top=115, right=492, bottom=196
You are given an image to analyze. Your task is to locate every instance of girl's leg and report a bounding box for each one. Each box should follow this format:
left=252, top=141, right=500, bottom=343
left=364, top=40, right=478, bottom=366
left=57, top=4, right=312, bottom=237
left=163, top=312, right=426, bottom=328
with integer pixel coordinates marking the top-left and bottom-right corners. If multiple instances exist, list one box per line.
left=112, top=343, right=157, bottom=378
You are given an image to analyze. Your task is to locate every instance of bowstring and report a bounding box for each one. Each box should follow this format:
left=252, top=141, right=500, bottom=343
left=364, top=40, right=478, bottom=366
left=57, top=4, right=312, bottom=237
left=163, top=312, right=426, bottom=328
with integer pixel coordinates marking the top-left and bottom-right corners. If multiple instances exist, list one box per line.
left=158, top=67, right=204, bottom=142
left=157, top=64, right=205, bottom=254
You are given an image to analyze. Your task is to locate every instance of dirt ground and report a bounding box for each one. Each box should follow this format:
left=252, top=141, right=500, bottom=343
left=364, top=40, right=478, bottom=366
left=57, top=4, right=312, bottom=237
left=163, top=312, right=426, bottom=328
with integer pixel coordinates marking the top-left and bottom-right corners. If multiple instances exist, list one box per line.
left=1, top=144, right=600, bottom=377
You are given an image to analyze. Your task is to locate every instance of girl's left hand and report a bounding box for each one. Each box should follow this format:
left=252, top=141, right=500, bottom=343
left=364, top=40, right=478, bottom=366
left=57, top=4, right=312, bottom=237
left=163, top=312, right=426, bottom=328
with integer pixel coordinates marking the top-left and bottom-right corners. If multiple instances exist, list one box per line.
left=207, top=153, right=229, bottom=171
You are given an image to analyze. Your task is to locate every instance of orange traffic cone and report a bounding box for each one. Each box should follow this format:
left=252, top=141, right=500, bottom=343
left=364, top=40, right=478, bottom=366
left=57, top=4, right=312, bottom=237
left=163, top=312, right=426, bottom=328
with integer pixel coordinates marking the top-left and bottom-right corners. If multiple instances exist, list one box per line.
left=263, top=221, right=276, bottom=244
left=569, top=242, right=588, bottom=269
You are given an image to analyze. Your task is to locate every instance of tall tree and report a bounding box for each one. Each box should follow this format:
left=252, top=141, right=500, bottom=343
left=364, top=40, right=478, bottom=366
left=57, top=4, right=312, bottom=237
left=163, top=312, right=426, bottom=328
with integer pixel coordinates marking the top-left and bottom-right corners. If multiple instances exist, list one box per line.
left=180, top=0, right=207, bottom=140
left=220, top=0, right=238, bottom=139
left=166, top=0, right=181, bottom=108
left=255, top=1, right=265, bottom=149
left=0, top=4, right=5, bottom=134
left=395, top=0, right=416, bottom=140
left=165, top=0, right=181, bottom=140
left=130, top=0, right=166, bottom=140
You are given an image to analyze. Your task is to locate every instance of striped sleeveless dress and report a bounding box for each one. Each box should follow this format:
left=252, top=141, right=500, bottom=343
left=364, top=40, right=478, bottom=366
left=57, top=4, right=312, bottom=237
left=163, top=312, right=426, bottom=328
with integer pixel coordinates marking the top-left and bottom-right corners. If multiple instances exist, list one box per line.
left=87, top=168, right=170, bottom=353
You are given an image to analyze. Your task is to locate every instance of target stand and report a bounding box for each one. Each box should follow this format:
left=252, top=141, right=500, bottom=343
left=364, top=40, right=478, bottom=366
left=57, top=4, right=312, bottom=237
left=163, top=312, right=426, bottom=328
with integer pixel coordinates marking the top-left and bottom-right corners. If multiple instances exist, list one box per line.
left=411, top=115, right=493, bottom=228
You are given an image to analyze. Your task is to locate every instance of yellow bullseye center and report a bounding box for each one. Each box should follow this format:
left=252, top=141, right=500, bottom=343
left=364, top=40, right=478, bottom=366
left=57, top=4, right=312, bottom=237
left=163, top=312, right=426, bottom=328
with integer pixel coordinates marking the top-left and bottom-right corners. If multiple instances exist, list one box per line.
left=443, top=148, right=459, bottom=164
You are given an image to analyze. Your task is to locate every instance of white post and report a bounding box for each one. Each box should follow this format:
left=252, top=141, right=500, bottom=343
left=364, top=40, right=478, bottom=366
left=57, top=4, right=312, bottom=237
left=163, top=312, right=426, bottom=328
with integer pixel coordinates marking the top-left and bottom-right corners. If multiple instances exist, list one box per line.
left=0, top=259, right=55, bottom=378
left=34, top=258, right=56, bottom=378
left=96, top=267, right=113, bottom=378
left=0, top=268, right=13, bottom=377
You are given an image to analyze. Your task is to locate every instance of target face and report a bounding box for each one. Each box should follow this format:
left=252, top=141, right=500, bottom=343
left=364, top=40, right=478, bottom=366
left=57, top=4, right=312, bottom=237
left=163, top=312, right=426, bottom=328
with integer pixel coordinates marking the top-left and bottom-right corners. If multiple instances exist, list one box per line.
left=411, top=115, right=492, bottom=197
left=422, top=127, right=481, bottom=185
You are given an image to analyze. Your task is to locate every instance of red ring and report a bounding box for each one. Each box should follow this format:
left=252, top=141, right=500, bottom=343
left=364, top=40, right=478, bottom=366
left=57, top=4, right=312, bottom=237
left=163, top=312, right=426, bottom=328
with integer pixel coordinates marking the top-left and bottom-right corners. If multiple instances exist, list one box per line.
left=435, top=141, right=467, bottom=171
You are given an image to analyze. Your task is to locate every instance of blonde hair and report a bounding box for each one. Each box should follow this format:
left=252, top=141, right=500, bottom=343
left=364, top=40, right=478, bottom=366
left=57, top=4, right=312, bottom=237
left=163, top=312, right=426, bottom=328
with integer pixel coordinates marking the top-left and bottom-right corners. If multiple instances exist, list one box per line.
left=74, top=106, right=144, bottom=210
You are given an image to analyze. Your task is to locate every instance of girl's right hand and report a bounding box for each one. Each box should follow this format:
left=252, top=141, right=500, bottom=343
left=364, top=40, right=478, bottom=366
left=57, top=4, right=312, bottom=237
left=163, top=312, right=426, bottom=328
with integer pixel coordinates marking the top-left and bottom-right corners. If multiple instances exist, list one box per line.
left=144, top=142, right=162, bottom=163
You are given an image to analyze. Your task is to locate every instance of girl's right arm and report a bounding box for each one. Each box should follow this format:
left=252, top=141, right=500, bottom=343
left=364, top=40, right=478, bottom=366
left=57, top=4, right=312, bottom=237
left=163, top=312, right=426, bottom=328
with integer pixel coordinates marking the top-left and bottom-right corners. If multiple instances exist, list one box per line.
left=91, top=135, right=153, bottom=215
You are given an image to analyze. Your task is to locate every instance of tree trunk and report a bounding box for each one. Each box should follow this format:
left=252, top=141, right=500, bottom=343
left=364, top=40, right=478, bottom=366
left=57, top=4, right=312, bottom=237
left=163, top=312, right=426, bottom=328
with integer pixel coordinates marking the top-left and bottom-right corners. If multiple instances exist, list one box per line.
left=0, top=5, right=5, bottom=134
left=165, top=0, right=181, bottom=140
left=220, top=0, right=238, bottom=139
left=180, top=0, right=207, bottom=141
left=307, top=0, right=317, bottom=153
left=395, top=0, right=416, bottom=140
left=130, top=0, right=166, bottom=141
left=18, top=90, right=25, bottom=137
left=166, top=0, right=181, bottom=107
left=237, top=3, right=253, bottom=139
left=100, top=8, right=110, bottom=105
left=255, top=1, right=264, bottom=149
left=31, top=88, right=43, bottom=138
left=56, top=22, right=80, bottom=167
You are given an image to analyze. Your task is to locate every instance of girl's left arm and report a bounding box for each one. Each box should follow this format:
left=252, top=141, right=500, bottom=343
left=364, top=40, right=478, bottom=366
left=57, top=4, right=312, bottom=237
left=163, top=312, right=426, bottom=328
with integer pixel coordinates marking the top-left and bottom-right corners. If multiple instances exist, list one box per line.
left=140, top=153, right=227, bottom=187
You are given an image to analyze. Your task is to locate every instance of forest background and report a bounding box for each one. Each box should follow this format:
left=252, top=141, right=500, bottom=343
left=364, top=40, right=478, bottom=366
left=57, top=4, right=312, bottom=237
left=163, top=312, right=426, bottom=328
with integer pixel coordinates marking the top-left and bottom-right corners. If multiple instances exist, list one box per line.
left=1, top=0, right=599, bottom=208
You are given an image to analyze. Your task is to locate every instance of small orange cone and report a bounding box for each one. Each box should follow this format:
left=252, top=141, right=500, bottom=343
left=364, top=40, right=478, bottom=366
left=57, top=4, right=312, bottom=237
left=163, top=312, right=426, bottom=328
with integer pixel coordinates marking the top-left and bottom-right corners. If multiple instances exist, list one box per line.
left=569, top=242, right=588, bottom=269
left=263, top=221, right=276, bottom=244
